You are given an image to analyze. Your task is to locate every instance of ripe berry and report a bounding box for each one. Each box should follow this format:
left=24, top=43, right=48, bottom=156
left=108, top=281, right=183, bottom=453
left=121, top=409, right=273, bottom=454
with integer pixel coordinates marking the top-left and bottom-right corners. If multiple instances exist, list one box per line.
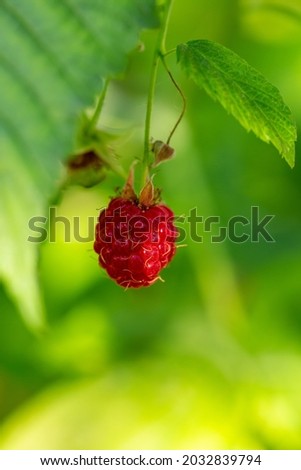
left=94, top=196, right=178, bottom=288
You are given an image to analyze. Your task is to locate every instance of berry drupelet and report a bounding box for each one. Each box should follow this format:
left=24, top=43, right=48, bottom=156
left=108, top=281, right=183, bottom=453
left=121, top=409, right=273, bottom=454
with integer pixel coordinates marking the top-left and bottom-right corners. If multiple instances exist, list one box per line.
left=94, top=191, right=178, bottom=288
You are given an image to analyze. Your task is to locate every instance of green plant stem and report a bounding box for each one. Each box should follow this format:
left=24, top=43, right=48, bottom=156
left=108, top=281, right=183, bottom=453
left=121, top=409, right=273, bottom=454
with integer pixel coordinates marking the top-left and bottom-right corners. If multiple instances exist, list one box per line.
left=143, top=0, right=174, bottom=173
left=88, top=78, right=109, bottom=133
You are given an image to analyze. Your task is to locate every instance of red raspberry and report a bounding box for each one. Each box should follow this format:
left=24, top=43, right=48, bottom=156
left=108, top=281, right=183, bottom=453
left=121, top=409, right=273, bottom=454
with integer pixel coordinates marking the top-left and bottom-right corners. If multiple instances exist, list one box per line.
left=94, top=197, right=178, bottom=288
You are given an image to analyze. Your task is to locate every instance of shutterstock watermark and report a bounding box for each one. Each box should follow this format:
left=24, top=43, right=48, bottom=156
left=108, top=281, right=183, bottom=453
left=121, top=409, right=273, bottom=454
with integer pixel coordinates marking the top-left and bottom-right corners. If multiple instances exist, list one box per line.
left=27, top=206, right=275, bottom=244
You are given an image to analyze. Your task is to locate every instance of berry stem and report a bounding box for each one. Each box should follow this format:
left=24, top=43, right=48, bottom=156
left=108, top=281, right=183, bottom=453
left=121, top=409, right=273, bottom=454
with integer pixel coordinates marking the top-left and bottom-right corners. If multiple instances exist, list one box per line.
left=143, top=0, right=174, bottom=172
left=88, top=78, right=109, bottom=133
left=87, top=79, right=128, bottom=180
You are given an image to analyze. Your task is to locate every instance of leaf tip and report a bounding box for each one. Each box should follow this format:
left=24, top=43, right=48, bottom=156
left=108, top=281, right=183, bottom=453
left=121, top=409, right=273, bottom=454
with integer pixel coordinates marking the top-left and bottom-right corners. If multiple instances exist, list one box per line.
left=282, top=137, right=296, bottom=168
left=286, top=156, right=295, bottom=169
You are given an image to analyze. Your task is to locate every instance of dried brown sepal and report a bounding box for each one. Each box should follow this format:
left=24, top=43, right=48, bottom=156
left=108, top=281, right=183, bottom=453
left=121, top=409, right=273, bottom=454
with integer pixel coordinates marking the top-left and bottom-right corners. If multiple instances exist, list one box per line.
left=152, top=140, right=175, bottom=167
left=121, top=165, right=137, bottom=201
left=67, top=150, right=104, bottom=171
left=139, top=179, right=154, bottom=207
left=154, top=187, right=162, bottom=203
left=139, top=178, right=161, bottom=207
left=66, top=150, right=106, bottom=188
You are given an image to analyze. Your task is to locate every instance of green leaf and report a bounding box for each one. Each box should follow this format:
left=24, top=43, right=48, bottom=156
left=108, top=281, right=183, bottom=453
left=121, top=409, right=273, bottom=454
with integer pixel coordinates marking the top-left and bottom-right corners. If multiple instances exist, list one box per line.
left=0, top=0, right=158, bottom=328
left=0, top=138, right=45, bottom=329
left=177, top=40, right=297, bottom=167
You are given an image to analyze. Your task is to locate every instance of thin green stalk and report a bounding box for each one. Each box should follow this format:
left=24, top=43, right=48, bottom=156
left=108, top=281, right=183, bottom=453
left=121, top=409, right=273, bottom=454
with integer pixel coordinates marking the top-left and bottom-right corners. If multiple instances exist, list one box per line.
left=163, top=48, right=176, bottom=57
left=160, top=54, right=186, bottom=145
left=86, top=78, right=127, bottom=180
left=88, top=78, right=109, bottom=132
left=143, top=0, right=174, bottom=172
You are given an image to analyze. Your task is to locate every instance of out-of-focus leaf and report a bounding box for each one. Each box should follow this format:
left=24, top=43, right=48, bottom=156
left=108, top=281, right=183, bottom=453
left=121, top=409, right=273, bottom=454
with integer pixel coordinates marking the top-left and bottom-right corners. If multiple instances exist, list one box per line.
left=241, top=0, right=301, bottom=43
left=2, top=355, right=301, bottom=449
left=0, top=140, right=45, bottom=329
left=177, top=40, right=297, bottom=167
left=0, top=0, right=158, bottom=327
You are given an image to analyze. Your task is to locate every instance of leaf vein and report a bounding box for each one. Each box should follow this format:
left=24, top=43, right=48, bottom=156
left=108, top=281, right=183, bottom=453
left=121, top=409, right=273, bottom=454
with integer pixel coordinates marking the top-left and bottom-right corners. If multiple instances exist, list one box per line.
left=0, top=52, right=61, bottom=133
left=1, top=0, right=85, bottom=103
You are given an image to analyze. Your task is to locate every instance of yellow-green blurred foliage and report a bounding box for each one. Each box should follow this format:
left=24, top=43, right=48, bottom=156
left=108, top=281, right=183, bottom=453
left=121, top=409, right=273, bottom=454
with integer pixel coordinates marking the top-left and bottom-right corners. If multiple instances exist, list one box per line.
left=1, top=0, right=301, bottom=449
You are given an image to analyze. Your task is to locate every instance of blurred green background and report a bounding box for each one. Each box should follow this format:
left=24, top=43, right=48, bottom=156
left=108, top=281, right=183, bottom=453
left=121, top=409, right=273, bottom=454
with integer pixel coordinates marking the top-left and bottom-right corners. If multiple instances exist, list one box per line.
left=1, top=0, right=301, bottom=449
